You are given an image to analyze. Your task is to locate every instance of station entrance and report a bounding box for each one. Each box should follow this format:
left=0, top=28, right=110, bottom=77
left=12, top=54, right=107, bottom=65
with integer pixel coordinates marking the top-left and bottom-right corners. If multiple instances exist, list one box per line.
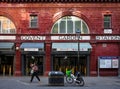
left=51, top=42, right=92, bottom=76
left=52, top=54, right=89, bottom=76
left=0, top=55, right=14, bottom=76
left=22, top=55, right=44, bottom=76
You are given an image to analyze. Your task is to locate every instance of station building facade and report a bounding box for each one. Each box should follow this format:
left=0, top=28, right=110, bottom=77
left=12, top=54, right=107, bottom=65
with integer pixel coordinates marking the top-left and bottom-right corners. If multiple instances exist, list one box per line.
left=0, top=0, right=120, bottom=76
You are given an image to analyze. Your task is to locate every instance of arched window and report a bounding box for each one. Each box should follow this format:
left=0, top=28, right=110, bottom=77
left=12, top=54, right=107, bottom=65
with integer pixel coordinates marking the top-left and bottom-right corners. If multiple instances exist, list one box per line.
left=0, top=16, right=16, bottom=34
left=51, top=16, right=89, bottom=34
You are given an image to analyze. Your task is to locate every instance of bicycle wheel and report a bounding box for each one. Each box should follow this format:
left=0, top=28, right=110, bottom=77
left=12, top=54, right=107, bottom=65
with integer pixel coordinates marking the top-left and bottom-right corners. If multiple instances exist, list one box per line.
left=66, top=76, right=74, bottom=84
left=77, top=77, right=85, bottom=86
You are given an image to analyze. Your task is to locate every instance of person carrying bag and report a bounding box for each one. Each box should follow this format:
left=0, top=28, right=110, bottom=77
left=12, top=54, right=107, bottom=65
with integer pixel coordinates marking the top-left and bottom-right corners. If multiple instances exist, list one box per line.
left=30, top=63, right=40, bottom=83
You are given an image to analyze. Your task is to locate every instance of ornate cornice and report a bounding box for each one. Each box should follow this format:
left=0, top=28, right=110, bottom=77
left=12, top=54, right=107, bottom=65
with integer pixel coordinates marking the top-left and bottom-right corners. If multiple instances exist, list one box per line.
left=1, top=0, right=120, bottom=3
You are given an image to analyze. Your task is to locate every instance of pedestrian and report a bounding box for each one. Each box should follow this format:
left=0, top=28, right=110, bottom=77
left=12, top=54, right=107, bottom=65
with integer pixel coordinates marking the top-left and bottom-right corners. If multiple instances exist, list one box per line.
left=30, top=63, right=40, bottom=83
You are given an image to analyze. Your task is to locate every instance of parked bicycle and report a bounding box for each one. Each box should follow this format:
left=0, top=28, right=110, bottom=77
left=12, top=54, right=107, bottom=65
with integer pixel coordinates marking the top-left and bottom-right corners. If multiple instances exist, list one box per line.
left=66, top=70, right=85, bottom=86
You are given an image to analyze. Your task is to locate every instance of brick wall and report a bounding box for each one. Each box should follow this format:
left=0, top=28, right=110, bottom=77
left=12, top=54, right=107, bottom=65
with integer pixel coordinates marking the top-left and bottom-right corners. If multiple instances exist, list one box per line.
left=0, top=2, right=120, bottom=76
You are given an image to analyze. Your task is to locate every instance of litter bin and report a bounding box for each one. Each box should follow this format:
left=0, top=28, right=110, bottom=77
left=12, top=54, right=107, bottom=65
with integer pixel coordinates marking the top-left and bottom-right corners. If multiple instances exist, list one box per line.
left=48, top=71, right=64, bottom=86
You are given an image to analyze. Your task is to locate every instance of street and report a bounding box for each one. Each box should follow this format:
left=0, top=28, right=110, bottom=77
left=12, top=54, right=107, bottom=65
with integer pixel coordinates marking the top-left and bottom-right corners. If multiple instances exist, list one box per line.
left=0, top=76, right=120, bottom=89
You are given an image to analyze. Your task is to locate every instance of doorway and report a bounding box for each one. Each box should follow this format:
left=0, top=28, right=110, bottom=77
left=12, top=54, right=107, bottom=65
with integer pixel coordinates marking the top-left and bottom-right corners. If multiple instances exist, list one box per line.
left=52, top=55, right=88, bottom=76
left=22, top=55, right=43, bottom=76
left=0, top=55, right=14, bottom=76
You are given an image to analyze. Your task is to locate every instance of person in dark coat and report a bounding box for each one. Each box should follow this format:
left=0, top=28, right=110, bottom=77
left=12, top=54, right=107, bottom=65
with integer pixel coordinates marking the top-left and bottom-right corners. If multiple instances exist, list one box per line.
left=30, top=63, right=40, bottom=83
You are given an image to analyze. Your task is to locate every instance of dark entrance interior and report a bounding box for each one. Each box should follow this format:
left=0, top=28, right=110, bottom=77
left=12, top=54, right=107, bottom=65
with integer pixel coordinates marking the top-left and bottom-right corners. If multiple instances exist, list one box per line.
left=0, top=55, right=14, bottom=76
left=22, top=55, right=43, bottom=76
left=52, top=55, right=88, bottom=76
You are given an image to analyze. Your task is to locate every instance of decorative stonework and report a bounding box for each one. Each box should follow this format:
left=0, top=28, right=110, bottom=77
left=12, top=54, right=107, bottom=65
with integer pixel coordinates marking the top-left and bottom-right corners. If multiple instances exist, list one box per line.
left=1, top=0, right=120, bottom=3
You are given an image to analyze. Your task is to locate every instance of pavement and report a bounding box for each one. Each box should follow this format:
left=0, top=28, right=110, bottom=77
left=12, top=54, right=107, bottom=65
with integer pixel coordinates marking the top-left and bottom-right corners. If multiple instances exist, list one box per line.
left=0, top=76, right=120, bottom=89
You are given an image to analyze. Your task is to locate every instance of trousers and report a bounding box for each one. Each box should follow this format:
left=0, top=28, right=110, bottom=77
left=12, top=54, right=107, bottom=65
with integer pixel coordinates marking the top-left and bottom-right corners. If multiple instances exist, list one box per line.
left=30, top=71, right=40, bottom=82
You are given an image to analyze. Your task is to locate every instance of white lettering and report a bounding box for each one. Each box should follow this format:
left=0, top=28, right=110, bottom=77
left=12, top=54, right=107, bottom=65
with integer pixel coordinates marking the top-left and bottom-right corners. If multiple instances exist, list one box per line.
left=51, top=36, right=90, bottom=40
left=21, top=36, right=45, bottom=40
left=59, top=36, right=78, bottom=40
left=96, top=36, right=120, bottom=40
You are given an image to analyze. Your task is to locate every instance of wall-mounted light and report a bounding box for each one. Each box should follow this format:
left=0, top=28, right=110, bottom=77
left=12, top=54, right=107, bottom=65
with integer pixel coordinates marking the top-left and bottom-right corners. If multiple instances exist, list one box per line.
left=16, top=47, right=19, bottom=50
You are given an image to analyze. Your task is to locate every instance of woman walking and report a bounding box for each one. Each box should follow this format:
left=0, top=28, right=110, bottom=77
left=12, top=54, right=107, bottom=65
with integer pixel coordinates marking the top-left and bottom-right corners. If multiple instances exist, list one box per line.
left=30, top=63, right=40, bottom=83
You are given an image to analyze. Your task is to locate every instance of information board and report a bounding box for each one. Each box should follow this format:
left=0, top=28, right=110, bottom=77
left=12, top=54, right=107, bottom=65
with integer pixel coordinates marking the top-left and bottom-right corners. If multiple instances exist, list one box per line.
left=99, top=56, right=119, bottom=68
left=112, top=59, right=119, bottom=68
left=100, top=59, right=111, bottom=68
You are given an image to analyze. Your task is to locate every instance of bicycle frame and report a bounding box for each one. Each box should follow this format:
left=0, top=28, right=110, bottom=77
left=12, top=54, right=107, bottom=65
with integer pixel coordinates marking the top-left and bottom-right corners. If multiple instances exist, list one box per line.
left=66, top=71, right=85, bottom=86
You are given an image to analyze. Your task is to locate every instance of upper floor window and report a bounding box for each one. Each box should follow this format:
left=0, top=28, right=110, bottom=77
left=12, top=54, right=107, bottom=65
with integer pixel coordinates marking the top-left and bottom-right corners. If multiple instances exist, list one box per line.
left=0, top=16, right=16, bottom=34
left=51, top=16, right=89, bottom=34
left=104, top=15, right=111, bottom=29
left=29, top=15, right=38, bottom=28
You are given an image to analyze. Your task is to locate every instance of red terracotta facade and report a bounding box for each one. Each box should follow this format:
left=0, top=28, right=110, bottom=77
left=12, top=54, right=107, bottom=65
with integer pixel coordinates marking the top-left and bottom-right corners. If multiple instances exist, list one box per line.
left=0, top=1, right=120, bottom=76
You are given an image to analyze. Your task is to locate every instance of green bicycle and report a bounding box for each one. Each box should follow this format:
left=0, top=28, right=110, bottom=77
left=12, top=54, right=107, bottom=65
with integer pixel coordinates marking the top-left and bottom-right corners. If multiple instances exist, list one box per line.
left=66, top=70, right=84, bottom=86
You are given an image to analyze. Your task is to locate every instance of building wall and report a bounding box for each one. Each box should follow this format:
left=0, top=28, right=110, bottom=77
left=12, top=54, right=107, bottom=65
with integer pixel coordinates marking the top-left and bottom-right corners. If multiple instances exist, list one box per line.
left=0, top=3, right=120, bottom=34
left=0, top=2, right=120, bottom=76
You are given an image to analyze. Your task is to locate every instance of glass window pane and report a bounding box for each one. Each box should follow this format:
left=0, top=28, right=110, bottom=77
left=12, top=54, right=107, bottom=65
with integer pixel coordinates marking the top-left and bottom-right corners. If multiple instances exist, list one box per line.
left=0, top=16, right=16, bottom=34
left=52, top=23, right=58, bottom=33
left=75, top=21, right=81, bottom=31
left=2, top=20, right=7, bottom=30
left=31, top=17, right=37, bottom=22
left=31, top=22, right=37, bottom=28
left=82, top=22, right=88, bottom=34
left=104, top=15, right=111, bottom=28
left=67, top=20, right=73, bottom=33
left=104, top=22, right=110, bottom=28
left=104, top=16, right=110, bottom=21
left=60, top=21, right=66, bottom=33
left=30, top=15, right=38, bottom=28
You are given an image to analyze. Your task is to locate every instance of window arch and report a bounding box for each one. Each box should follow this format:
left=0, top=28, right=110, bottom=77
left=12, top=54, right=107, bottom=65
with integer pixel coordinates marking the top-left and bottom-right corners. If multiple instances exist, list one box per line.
left=0, top=16, right=16, bottom=34
left=51, top=16, right=89, bottom=34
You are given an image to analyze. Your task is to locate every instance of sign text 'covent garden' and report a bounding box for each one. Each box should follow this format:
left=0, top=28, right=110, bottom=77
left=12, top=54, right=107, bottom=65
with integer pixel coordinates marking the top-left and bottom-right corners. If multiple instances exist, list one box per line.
left=20, top=35, right=120, bottom=41
left=51, top=36, right=90, bottom=40
left=21, top=36, right=45, bottom=40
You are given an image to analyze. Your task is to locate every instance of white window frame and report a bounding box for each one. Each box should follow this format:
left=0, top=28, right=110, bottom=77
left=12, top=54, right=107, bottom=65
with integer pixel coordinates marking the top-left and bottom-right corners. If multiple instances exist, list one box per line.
left=51, top=16, right=89, bottom=34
